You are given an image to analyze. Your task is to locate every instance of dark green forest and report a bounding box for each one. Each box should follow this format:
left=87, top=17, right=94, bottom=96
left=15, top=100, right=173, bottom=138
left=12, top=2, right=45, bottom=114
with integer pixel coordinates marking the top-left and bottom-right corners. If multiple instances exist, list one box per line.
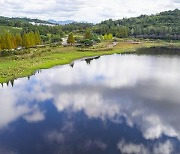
left=94, top=9, right=180, bottom=39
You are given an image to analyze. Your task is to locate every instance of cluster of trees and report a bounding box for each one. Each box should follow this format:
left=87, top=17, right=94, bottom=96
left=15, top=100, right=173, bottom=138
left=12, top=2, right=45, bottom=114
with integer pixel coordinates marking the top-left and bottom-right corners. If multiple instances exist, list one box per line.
left=0, top=31, right=42, bottom=50
left=22, top=25, right=64, bottom=43
left=94, top=25, right=129, bottom=38
left=62, top=23, right=93, bottom=33
left=83, top=29, right=101, bottom=45
left=22, top=31, right=42, bottom=48
left=94, top=9, right=180, bottom=39
left=67, top=29, right=102, bottom=47
left=41, top=33, right=62, bottom=44
left=83, top=29, right=101, bottom=46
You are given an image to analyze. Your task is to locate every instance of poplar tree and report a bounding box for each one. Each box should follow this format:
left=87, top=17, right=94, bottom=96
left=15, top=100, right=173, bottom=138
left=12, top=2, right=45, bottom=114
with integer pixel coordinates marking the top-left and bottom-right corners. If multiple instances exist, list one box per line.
left=0, top=31, right=42, bottom=50
left=29, top=31, right=36, bottom=47
left=15, top=33, right=23, bottom=47
left=108, top=34, right=113, bottom=40
left=12, top=35, right=17, bottom=49
left=4, top=32, right=13, bottom=49
left=35, top=31, right=42, bottom=45
left=22, top=33, right=30, bottom=48
left=0, top=34, right=5, bottom=49
left=0, top=35, right=2, bottom=50
left=104, top=34, right=108, bottom=40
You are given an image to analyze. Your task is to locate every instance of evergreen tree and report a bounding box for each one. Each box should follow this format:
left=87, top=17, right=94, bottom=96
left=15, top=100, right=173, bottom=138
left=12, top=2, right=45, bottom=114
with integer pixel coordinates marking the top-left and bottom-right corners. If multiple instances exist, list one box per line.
left=116, top=26, right=129, bottom=38
left=99, top=35, right=104, bottom=40
left=85, top=29, right=92, bottom=39
left=131, top=28, right=135, bottom=36
left=67, top=33, right=75, bottom=45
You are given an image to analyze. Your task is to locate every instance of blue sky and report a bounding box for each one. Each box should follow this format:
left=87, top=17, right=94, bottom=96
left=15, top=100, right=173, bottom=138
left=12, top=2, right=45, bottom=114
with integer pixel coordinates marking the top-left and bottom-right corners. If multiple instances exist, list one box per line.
left=0, top=0, right=179, bottom=23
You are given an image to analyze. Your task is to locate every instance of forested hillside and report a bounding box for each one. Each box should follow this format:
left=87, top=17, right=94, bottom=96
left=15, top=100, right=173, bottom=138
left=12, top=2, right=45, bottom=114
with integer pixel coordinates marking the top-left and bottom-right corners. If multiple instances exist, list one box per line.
left=0, top=16, right=50, bottom=27
left=94, top=9, right=180, bottom=39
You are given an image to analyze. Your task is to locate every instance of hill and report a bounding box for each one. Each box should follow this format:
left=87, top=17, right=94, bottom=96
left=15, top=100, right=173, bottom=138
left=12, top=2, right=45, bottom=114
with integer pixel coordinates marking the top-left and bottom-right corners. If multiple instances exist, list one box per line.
left=0, top=16, right=51, bottom=27
left=94, top=9, right=180, bottom=39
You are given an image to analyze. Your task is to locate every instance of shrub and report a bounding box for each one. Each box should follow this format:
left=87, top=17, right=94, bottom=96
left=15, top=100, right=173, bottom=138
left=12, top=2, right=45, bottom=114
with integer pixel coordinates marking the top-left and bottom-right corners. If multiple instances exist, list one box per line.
left=0, top=50, right=14, bottom=57
left=80, top=39, right=94, bottom=46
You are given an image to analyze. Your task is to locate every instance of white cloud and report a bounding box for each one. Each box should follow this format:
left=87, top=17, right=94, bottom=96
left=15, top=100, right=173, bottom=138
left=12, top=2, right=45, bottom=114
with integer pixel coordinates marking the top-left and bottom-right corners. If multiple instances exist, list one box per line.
left=84, top=140, right=107, bottom=151
left=117, top=140, right=149, bottom=154
left=117, top=140, right=174, bottom=154
left=0, top=88, right=30, bottom=128
left=153, top=140, right=174, bottom=154
left=0, top=0, right=179, bottom=23
left=142, top=115, right=178, bottom=140
left=46, top=130, right=65, bottom=144
left=23, top=108, right=45, bottom=123
left=33, top=55, right=180, bottom=141
left=45, top=121, right=74, bottom=145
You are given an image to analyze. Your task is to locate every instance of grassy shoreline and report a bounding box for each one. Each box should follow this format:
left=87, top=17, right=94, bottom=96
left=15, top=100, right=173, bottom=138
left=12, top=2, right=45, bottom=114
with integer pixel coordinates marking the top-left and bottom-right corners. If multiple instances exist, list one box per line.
left=0, top=41, right=179, bottom=84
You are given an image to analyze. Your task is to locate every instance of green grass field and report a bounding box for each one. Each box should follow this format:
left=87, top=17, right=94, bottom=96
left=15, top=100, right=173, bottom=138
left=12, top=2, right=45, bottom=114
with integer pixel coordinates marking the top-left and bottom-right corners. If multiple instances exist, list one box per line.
left=0, top=41, right=179, bottom=83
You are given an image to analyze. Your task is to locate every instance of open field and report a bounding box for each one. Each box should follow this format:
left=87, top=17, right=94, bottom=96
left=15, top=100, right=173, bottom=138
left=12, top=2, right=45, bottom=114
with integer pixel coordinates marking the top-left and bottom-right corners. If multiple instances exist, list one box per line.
left=0, top=41, right=180, bottom=83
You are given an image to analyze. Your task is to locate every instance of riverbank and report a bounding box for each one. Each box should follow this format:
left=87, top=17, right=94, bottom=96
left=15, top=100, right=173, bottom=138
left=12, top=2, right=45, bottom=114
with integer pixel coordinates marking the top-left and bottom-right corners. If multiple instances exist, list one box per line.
left=0, top=41, right=179, bottom=84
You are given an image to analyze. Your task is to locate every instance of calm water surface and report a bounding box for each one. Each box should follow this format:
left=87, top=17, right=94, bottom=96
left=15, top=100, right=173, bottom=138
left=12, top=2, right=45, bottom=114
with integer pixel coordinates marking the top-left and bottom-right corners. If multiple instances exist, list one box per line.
left=0, top=54, right=180, bottom=154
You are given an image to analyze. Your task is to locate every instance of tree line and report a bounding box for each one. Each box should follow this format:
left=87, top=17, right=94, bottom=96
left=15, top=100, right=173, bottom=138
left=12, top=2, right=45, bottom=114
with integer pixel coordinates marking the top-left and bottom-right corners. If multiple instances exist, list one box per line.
left=0, top=31, right=42, bottom=50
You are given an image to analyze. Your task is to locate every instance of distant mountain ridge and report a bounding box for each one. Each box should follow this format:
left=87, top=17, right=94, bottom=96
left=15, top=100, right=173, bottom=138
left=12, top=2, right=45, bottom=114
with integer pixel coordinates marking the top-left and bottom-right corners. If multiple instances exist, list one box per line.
left=0, top=16, right=77, bottom=26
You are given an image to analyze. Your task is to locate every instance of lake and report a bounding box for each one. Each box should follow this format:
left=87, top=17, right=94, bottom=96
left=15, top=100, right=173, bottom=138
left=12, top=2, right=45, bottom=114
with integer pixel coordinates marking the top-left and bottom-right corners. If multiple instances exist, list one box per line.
left=0, top=53, right=180, bottom=154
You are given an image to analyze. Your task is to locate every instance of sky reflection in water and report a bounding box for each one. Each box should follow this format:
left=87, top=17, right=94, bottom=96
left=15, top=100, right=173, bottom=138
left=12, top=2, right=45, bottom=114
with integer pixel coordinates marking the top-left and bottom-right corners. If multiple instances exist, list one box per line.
left=0, top=54, right=180, bottom=154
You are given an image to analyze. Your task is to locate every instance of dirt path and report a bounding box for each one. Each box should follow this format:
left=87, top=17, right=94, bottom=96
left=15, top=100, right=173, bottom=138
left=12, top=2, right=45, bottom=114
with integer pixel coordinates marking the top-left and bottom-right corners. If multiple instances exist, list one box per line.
left=107, top=42, right=118, bottom=48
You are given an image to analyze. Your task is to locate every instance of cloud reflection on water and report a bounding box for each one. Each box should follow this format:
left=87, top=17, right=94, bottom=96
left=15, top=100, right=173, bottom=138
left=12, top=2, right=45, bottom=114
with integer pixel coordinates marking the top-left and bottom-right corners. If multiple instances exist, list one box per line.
left=0, top=54, right=180, bottom=144
left=117, top=139, right=174, bottom=154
